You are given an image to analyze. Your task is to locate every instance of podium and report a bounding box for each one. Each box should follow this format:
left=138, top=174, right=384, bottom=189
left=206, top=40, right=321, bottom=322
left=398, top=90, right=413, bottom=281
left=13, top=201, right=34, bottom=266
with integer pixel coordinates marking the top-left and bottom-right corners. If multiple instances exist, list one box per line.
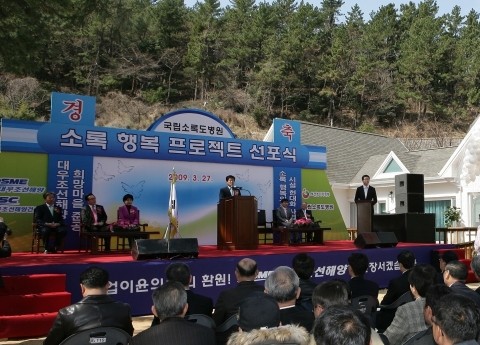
left=217, top=196, right=258, bottom=250
left=356, top=200, right=373, bottom=234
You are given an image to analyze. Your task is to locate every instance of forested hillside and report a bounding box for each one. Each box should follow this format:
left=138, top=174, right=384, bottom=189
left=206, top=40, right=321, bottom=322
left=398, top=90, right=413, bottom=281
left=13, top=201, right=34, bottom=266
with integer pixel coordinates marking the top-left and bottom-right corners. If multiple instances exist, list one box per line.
left=0, top=0, right=479, bottom=141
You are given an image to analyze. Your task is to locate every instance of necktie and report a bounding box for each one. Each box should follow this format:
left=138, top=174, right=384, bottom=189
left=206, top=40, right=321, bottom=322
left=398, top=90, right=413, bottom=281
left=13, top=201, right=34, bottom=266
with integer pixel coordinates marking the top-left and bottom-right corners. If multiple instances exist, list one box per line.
left=91, top=205, right=98, bottom=222
left=364, top=186, right=368, bottom=198
left=230, top=187, right=233, bottom=196
left=49, top=205, right=54, bottom=216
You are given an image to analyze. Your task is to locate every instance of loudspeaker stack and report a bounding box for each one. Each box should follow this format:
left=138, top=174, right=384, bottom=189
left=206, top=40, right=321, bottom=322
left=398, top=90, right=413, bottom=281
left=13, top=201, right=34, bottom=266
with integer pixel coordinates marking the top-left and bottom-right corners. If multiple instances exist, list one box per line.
left=132, top=238, right=199, bottom=260
left=354, top=232, right=398, bottom=249
left=395, top=174, right=424, bottom=213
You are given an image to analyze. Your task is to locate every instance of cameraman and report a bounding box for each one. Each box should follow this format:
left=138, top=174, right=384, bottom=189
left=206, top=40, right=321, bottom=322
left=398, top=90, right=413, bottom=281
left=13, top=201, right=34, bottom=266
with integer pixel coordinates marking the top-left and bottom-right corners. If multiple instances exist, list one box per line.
left=0, top=217, right=12, bottom=288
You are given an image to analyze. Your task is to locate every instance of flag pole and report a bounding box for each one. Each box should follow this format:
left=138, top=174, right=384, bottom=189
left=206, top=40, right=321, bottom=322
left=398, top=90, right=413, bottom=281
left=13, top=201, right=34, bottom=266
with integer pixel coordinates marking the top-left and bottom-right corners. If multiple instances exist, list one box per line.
left=164, top=167, right=180, bottom=239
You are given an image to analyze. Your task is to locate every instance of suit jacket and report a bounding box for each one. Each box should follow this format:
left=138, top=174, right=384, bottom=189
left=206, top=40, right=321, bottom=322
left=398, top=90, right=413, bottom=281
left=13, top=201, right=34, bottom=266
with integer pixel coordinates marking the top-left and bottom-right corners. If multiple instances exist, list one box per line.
left=451, top=281, right=480, bottom=307
left=219, top=186, right=241, bottom=200
left=117, top=205, right=139, bottom=224
left=279, top=306, right=315, bottom=332
left=354, top=185, right=377, bottom=206
left=383, top=297, right=427, bottom=345
left=348, top=276, right=379, bottom=299
left=34, top=204, right=65, bottom=228
left=276, top=206, right=292, bottom=225
left=296, top=279, right=317, bottom=311
left=133, top=317, right=216, bottom=345
left=43, top=294, right=133, bottom=345
left=151, top=289, right=214, bottom=326
left=80, top=204, right=108, bottom=230
left=295, top=209, right=314, bottom=222
left=212, top=281, right=264, bottom=326
left=0, top=239, right=11, bottom=287
left=381, top=269, right=412, bottom=305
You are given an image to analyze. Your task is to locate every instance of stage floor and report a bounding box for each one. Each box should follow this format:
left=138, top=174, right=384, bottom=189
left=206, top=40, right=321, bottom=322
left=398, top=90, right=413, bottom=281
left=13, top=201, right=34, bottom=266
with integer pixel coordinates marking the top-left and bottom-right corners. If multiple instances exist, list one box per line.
left=2, top=241, right=453, bottom=316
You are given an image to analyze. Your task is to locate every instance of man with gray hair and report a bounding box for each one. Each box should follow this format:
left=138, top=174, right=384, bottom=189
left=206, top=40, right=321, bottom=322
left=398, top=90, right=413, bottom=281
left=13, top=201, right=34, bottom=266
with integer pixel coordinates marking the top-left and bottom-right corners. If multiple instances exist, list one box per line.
left=265, top=266, right=314, bottom=331
left=133, top=282, right=215, bottom=345
left=443, top=260, right=480, bottom=307
left=470, top=255, right=480, bottom=294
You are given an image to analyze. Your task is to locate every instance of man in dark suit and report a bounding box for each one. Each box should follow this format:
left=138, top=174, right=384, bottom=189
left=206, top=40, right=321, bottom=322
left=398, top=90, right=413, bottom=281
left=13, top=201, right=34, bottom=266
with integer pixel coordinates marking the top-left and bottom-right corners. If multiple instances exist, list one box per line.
left=34, top=192, right=67, bottom=254
left=212, top=258, right=264, bottom=326
left=347, top=253, right=379, bottom=299
left=265, top=266, right=315, bottom=332
left=292, top=253, right=317, bottom=311
left=80, top=193, right=110, bottom=251
left=276, top=198, right=299, bottom=242
left=44, top=266, right=133, bottom=345
left=376, top=250, right=415, bottom=331
left=151, top=262, right=213, bottom=326
left=133, top=282, right=215, bottom=345
left=470, top=255, right=480, bottom=294
left=444, top=260, right=480, bottom=307
left=296, top=202, right=317, bottom=242
left=0, top=219, right=12, bottom=287
left=354, top=174, right=377, bottom=212
left=219, top=175, right=241, bottom=200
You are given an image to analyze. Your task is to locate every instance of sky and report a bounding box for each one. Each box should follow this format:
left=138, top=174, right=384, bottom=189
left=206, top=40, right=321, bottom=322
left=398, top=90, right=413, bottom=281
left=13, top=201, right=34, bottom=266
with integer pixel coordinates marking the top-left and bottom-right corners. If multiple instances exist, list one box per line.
left=183, top=0, right=480, bottom=21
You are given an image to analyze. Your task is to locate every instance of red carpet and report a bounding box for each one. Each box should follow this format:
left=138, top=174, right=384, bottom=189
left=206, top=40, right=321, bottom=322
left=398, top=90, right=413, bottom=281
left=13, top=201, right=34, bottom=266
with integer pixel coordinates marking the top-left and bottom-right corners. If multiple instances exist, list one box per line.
left=2, top=241, right=434, bottom=267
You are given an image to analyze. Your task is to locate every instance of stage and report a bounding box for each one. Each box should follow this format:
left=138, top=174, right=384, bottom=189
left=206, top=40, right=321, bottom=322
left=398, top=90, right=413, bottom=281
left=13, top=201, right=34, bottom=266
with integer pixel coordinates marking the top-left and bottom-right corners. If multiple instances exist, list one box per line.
left=1, top=241, right=453, bottom=316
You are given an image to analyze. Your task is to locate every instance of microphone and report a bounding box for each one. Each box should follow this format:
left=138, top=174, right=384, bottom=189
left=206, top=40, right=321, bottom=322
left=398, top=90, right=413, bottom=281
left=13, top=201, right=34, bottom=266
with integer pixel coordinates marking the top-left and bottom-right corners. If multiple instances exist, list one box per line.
left=233, top=186, right=243, bottom=190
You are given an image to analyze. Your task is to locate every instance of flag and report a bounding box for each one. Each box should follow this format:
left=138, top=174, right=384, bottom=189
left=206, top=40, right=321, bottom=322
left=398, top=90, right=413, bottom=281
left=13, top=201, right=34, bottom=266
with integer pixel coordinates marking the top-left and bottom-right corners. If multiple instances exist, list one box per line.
left=167, top=168, right=178, bottom=238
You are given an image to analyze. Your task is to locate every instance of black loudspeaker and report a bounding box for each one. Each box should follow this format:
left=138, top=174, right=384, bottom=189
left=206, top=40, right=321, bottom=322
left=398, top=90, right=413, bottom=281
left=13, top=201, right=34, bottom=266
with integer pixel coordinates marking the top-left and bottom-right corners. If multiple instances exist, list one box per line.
left=372, top=213, right=435, bottom=243
left=168, top=238, right=199, bottom=258
left=396, top=193, right=425, bottom=213
left=354, top=233, right=381, bottom=249
left=395, top=174, right=424, bottom=194
left=375, top=232, right=398, bottom=247
left=132, top=239, right=168, bottom=260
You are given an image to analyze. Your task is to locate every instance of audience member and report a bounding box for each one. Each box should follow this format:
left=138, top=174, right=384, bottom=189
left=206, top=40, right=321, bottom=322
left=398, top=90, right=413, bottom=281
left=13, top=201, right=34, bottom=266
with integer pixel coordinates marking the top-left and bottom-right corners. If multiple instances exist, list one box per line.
left=383, top=263, right=437, bottom=345
left=265, top=266, right=314, bottom=331
left=0, top=219, right=12, bottom=287
left=311, top=280, right=349, bottom=318
left=227, top=291, right=314, bottom=345
left=376, top=250, right=415, bottom=331
left=293, top=253, right=317, bottom=311
left=133, top=282, right=215, bottom=345
left=432, top=294, right=480, bottom=345
left=443, top=260, right=480, bottom=306
left=347, top=253, right=379, bottom=299
left=34, top=192, right=67, bottom=254
left=44, top=266, right=133, bottom=345
left=151, top=262, right=213, bottom=326
left=470, top=255, right=480, bottom=294
left=312, top=305, right=371, bottom=345
left=81, top=193, right=110, bottom=251
left=212, top=258, right=264, bottom=326
left=438, top=250, right=458, bottom=283
left=406, top=284, right=453, bottom=345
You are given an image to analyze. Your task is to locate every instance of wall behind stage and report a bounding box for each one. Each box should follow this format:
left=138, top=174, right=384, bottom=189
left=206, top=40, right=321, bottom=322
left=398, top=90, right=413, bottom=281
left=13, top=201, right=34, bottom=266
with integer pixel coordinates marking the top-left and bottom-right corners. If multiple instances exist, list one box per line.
left=0, top=152, right=48, bottom=251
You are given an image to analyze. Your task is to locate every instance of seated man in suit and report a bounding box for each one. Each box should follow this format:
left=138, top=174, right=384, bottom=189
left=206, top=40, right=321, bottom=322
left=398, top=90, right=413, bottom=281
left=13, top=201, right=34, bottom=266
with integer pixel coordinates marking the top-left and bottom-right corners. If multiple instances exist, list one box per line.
left=376, top=250, right=415, bottom=331
left=0, top=219, right=12, bottom=287
left=264, top=266, right=314, bottom=331
left=443, top=260, right=480, bottom=307
left=292, top=253, right=317, bottom=311
left=347, top=253, right=379, bottom=299
left=296, top=202, right=318, bottom=242
left=276, top=198, right=300, bottom=243
left=219, top=175, right=241, bottom=200
left=152, top=262, right=213, bottom=326
left=34, top=191, right=67, bottom=254
left=44, top=266, right=133, bottom=345
left=80, top=193, right=110, bottom=251
left=212, top=258, right=264, bottom=326
left=133, top=282, right=215, bottom=345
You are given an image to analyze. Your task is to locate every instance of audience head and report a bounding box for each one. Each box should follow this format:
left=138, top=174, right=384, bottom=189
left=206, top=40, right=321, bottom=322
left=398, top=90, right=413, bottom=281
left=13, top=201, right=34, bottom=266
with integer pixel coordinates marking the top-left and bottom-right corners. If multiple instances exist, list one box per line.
left=85, top=193, right=96, bottom=205
left=312, top=280, right=349, bottom=318
left=443, top=260, right=468, bottom=284
left=123, top=194, right=134, bottom=204
left=313, top=305, right=371, bottom=345
left=432, top=294, right=480, bottom=345
left=79, top=266, right=110, bottom=294
left=397, top=250, right=415, bottom=271
left=408, top=263, right=437, bottom=298
left=439, top=250, right=458, bottom=271
left=237, top=291, right=281, bottom=331
left=43, top=191, right=56, bottom=204
left=235, top=258, right=258, bottom=280
left=423, top=284, right=453, bottom=326
left=347, top=253, right=369, bottom=277
left=152, top=281, right=187, bottom=321
left=292, top=253, right=315, bottom=280
left=165, top=262, right=191, bottom=287
left=264, top=266, right=300, bottom=304
left=471, top=255, right=480, bottom=280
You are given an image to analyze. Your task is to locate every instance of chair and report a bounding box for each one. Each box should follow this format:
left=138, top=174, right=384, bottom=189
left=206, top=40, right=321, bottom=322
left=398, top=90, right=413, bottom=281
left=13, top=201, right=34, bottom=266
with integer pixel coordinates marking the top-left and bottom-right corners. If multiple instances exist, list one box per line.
left=185, top=314, right=216, bottom=329
left=216, top=314, right=238, bottom=332
left=31, top=214, right=65, bottom=254
left=258, top=210, right=273, bottom=244
left=216, top=314, right=239, bottom=345
left=116, top=209, right=149, bottom=250
left=350, top=295, right=378, bottom=316
left=378, top=291, right=414, bottom=310
left=59, top=327, right=132, bottom=345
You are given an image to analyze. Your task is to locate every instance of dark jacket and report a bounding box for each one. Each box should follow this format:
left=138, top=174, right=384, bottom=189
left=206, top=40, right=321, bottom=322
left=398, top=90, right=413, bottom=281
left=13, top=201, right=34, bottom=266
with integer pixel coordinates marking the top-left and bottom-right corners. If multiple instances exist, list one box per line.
left=354, top=185, right=377, bottom=206
left=80, top=204, right=108, bottom=231
left=0, top=239, right=11, bottom=287
left=219, top=186, right=241, bottom=200
left=43, top=294, right=133, bottom=345
left=134, top=317, right=216, bottom=345
left=296, top=278, right=317, bottom=311
left=279, top=306, right=315, bottom=332
left=34, top=204, right=66, bottom=227
left=349, top=276, right=379, bottom=299
left=450, top=281, right=480, bottom=307
left=381, top=270, right=412, bottom=305
left=151, top=289, right=214, bottom=326
left=212, top=281, right=264, bottom=326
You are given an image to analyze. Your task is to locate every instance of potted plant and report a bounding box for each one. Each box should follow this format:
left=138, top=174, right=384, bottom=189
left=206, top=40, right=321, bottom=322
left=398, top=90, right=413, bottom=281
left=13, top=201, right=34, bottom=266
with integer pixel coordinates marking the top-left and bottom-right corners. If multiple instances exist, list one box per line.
left=444, top=206, right=461, bottom=227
